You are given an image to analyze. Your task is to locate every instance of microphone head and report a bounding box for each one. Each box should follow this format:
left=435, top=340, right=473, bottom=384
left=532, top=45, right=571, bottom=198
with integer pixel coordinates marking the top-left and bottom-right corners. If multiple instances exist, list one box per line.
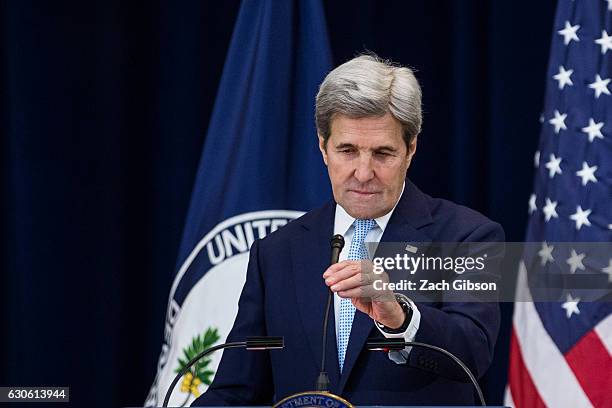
left=246, top=336, right=284, bottom=350
left=330, top=234, right=345, bottom=250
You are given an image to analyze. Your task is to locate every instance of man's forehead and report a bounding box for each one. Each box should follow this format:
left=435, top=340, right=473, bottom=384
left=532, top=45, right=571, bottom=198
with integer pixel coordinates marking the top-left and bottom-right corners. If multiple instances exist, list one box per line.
left=330, top=113, right=400, bottom=130
left=328, top=127, right=405, bottom=150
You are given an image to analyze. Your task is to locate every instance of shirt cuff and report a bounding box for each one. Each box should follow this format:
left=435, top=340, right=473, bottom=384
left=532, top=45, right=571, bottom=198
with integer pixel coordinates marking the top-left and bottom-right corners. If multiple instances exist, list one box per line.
left=374, top=298, right=421, bottom=364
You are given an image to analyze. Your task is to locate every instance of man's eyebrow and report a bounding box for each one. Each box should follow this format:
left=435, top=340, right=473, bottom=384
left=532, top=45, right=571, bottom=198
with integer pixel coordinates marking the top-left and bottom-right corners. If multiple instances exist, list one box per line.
left=373, top=145, right=398, bottom=152
left=333, top=143, right=398, bottom=152
left=334, top=142, right=356, bottom=149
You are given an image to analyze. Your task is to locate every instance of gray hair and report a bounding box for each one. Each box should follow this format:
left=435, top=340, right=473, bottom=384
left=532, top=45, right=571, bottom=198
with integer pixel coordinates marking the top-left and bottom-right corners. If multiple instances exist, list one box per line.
left=315, top=54, right=422, bottom=149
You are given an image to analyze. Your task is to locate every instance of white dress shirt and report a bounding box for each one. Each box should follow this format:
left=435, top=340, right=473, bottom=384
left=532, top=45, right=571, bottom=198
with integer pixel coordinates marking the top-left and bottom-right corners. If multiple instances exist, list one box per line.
left=332, top=183, right=421, bottom=364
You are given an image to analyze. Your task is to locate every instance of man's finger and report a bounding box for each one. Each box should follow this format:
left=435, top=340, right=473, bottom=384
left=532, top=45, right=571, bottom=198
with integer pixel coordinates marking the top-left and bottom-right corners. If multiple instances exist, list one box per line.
left=337, top=287, right=363, bottom=299
left=322, top=260, right=361, bottom=278
left=323, top=262, right=363, bottom=285
left=329, top=271, right=372, bottom=292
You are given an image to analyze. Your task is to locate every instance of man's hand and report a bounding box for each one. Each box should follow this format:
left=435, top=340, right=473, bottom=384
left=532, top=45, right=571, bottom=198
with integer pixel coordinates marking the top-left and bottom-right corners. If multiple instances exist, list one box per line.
left=322, top=260, right=405, bottom=329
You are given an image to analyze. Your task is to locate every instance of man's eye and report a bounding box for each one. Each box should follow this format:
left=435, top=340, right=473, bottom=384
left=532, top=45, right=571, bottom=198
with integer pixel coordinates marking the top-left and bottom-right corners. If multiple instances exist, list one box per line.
left=375, top=151, right=391, bottom=157
left=338, top=149, right=354, bottom=154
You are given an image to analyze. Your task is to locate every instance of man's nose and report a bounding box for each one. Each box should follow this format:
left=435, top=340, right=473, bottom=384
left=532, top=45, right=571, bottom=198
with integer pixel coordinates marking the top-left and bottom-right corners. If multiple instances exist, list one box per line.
left=353, top=155, right=375, bottom=182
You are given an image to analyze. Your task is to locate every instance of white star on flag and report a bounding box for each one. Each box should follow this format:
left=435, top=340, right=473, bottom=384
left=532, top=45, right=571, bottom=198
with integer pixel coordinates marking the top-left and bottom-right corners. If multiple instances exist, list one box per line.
left=528, top=194, right=537, bottom=214
left=566, top=249, right=586, bottom=273
left=595, top=30, right=612, bottom=54
left=558, top=21, right=580, bottom=45
left=575, top=162, right=598, bottom=186
left=588, top=74, right=611, bottom=98
left=538, top=241, right=555, bottom=266
left=569, top=205, right=592, bottom=230
left=581, top=118, right=604, bottom=142
left=603, top=259, right=612, bottom=283
left=549, top=110, right=568, bottom=133
left=562, top=293, right=581, bottom=318
left=542, top=198, right=559, bottom=222
left=545, top=154, right=562, bottom=178
left=534, top=150, right=540, bottom=167
left=553, top=65, right=574, bottom=89
left=508, top=1, right=612, bottom=405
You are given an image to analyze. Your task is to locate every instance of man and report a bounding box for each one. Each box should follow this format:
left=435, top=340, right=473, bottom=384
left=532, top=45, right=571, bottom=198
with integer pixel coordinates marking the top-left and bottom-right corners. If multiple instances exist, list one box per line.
left=192, top=54, right=503, bottom=406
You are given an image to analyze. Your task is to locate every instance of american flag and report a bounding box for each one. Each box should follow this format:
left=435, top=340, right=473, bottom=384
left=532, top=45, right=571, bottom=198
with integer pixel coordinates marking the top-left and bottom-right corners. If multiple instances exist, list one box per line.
left=505, top=1, right=612, bottom=407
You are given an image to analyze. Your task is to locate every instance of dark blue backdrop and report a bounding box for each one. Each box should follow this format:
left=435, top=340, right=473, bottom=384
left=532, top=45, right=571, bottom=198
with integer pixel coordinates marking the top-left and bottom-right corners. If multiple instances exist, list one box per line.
left=1, top=1, right=556, bottom=407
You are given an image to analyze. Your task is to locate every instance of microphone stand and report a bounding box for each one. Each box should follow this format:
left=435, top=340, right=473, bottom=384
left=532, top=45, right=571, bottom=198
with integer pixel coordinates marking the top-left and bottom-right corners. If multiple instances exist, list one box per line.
left=315, top=234, right=345, bottom=391
left=163, top=336, right=283, bottom=407
left=366, top=338, right=486, bottom=406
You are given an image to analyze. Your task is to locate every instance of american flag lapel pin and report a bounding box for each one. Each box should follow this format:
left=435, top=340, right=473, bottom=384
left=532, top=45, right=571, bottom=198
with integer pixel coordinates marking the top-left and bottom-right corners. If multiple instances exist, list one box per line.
left=405, top=244, right=418, bottom=253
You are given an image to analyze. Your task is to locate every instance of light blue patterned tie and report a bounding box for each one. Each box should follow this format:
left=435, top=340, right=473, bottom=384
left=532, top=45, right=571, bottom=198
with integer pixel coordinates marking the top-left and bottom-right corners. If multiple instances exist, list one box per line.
left=337, top=218, right=376, bottom=372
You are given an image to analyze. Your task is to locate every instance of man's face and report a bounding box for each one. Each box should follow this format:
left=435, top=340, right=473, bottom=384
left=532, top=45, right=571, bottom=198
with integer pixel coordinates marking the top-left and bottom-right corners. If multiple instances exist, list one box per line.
left=319, top=112, right=416, bottom=219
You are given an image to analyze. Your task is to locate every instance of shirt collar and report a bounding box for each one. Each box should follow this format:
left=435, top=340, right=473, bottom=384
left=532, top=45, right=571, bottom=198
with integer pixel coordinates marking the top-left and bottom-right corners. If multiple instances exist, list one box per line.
left=334, top=181, right=406, bottom=236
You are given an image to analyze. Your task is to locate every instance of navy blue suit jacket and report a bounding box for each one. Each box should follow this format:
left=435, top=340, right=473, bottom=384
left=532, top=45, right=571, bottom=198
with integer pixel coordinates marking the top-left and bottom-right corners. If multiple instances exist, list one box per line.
left=192, top=180, right=504, bottom=406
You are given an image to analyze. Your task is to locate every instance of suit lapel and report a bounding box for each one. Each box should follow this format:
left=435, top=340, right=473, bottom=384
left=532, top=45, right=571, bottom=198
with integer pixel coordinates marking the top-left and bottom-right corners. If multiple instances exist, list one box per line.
left=337, top=179, right=434, bottom=394
left=292, top=201, right=341, bottom=390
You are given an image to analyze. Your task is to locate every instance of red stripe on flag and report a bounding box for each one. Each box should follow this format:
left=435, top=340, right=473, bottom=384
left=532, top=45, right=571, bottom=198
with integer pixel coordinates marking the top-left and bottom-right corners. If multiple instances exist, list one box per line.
left=565, top=330, right=612, bottom=408
left=508, top=327, right=547, bottom=408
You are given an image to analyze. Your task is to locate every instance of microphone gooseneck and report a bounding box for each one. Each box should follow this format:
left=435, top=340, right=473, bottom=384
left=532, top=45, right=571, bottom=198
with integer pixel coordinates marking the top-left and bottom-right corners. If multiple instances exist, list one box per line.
left=316, top=234, right=345, bottom=391
left=163, top=337, right=284, bottom=407
left=366, top=338, right=486, bottom=406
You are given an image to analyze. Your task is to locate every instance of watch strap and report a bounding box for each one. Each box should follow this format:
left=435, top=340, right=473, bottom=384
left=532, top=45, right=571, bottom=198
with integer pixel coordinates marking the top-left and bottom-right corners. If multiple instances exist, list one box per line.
left=375, top=293, right=413, bottom=334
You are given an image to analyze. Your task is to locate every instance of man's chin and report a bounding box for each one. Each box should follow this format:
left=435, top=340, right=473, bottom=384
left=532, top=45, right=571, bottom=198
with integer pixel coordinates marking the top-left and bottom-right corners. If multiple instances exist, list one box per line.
left=341, top=201, right=387, bottom=220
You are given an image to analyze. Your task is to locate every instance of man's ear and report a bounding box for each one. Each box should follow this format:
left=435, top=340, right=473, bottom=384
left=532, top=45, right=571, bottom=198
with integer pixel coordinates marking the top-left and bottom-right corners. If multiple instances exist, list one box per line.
left=405, top=136, right=418, bottom=167
left=407, top=136, right=418, bottom=160
left=318, top=135, right=328, bottom=166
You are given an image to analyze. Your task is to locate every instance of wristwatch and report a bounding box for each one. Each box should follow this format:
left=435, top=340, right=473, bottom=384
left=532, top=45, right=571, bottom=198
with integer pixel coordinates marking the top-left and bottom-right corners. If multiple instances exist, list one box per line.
left=375, top=293, right=413, bottom=334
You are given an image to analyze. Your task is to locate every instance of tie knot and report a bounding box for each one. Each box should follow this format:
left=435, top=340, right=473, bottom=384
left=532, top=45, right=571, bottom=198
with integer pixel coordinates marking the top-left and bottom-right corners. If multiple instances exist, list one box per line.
left=348, top=219, right=376, bottom=261
left=353, top=218, right=376, bottom=238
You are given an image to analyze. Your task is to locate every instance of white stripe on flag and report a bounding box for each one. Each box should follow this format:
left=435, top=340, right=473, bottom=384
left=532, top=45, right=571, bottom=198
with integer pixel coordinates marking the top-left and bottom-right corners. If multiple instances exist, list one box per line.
left=513, top=262, right=592, bottom=407
left=594, top=313, right=612, bottom=356
left=504, top=384, right=516, bottom=408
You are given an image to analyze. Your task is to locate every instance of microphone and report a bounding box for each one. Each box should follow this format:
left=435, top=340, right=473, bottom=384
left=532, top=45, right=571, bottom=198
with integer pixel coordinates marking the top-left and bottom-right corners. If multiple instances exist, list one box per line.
left=163, top=336, right=284, bottom=407
left=330, top=234, right=344, bottom=265
left=315, top=234, right=345, bottom=391
left=366, top=338, right=486, bottom=406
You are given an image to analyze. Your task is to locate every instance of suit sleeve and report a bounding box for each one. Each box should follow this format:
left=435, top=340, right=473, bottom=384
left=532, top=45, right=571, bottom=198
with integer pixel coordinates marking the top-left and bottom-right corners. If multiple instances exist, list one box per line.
left=407, top=221, right=504, bottom=382
left=191, top=239, right=273, bottom=406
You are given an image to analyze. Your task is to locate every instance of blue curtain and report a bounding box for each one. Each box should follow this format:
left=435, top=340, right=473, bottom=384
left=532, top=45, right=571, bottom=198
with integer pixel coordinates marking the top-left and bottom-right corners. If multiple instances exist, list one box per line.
left=0, top=0, right=556, bottom=406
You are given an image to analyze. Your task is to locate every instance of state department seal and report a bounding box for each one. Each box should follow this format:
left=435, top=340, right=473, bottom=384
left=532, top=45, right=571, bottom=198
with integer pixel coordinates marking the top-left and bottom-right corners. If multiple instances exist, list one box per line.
left=274, top=391, right=353, bottom=408
left=147, top=210, right=304, bottom=407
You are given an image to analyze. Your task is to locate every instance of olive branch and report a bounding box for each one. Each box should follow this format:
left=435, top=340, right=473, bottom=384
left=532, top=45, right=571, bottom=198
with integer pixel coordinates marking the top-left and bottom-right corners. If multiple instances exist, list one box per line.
left=175, top=327, right=221, bottom=386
